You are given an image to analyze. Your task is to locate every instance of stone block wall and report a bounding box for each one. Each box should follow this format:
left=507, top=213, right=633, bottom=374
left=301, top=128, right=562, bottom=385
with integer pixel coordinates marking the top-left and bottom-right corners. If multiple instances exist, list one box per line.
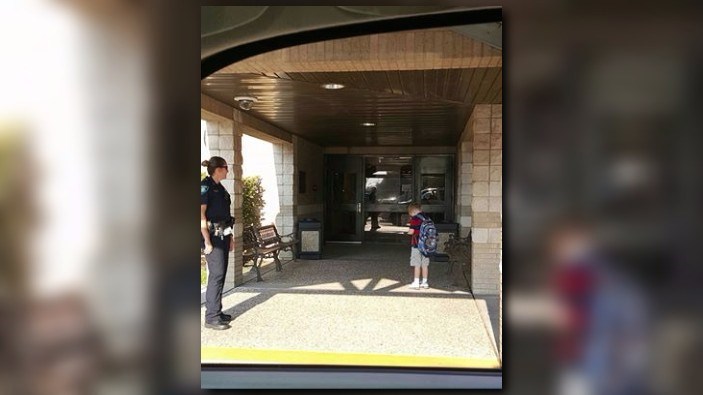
left=273, top=141, right=296, bottom=259
left=204, top=114, right=243, bottom=288
left=294, top=135, right=324, bottom=225
left=470, top=104, right=502, bottom=295
left=456, top=117, right=474, bottom=238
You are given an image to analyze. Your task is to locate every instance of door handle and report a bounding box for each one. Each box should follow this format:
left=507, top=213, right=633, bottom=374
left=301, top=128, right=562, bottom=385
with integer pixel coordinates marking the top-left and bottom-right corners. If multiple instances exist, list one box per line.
left=357, top=202, right=361, bottom=213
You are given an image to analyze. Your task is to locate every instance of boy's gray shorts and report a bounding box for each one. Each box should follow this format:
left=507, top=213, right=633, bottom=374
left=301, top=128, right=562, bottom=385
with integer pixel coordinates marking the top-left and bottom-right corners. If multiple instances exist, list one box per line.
left=410, top=248, right=430, bottom=267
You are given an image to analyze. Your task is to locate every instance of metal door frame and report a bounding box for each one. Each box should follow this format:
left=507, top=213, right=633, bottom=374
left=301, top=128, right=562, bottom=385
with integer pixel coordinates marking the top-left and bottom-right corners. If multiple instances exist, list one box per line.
left=324, top=155, right=364, bottom=242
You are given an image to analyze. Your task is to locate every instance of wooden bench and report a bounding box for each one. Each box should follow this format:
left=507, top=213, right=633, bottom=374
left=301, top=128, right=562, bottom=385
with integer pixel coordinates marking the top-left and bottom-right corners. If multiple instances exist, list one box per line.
left=444, top=232, right=471, bottom=276
left=242, top=226, right=259, bottom=268
left=244, top=224, right=298, bottom=282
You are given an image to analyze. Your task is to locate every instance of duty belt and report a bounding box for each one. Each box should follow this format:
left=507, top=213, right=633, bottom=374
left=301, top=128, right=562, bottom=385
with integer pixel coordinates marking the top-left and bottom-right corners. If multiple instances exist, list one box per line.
left=207, top=218, right=235, bottom=240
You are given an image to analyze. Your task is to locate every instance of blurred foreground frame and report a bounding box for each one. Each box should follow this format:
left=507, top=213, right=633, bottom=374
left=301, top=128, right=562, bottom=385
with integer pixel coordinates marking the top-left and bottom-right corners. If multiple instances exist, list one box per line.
left=0, top=1, right=156, bottom=394
left=0, top=126, right=106, bottom=394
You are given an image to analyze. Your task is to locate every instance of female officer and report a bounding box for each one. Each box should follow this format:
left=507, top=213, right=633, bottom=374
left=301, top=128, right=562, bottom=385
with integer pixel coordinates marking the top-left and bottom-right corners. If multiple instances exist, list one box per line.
left=201, top=156, right=235, bottom=330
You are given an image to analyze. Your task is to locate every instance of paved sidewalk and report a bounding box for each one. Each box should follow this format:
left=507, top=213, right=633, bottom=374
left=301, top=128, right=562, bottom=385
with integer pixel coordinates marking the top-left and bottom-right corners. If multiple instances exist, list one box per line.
left=201, top=244, right=501, bottom=368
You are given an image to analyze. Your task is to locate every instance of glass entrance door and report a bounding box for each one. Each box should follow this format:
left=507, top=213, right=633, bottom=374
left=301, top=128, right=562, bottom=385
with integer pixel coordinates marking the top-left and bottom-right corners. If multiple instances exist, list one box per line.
left=364, top=156, right=414, bottom=243
left=326, top=155, right=364, bottom=242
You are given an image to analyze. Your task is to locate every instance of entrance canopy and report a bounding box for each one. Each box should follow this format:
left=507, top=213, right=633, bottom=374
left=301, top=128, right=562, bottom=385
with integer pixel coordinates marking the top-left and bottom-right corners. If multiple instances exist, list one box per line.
left=201, top=7, right=502, bottom=149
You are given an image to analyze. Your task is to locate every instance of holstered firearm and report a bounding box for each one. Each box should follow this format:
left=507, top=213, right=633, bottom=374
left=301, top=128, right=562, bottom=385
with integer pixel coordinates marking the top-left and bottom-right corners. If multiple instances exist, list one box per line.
left=207, top=217, right=235, bottom=240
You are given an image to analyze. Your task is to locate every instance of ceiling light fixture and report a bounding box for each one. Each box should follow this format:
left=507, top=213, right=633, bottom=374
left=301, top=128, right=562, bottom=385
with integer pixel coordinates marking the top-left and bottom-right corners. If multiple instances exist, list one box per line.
left=234, top=96, right=258, bottom=111
left=321, top=83, right=345, bottom=90
left=361, top=122, right=375, bottom=127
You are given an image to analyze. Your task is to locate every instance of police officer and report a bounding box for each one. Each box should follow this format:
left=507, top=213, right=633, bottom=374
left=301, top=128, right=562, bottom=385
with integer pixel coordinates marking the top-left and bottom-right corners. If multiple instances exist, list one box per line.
left=201, top=156, right=235, bottom=330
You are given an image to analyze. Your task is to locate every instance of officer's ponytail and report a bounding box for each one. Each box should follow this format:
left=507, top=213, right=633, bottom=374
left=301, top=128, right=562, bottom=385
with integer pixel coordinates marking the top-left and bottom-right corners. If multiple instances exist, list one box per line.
left=202, top=156, right=226, bottom=175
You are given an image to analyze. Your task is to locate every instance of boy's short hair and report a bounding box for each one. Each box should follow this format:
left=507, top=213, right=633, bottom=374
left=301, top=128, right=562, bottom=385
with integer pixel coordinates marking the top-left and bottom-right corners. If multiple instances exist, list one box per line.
left=407, top=202, right=422, bottom=212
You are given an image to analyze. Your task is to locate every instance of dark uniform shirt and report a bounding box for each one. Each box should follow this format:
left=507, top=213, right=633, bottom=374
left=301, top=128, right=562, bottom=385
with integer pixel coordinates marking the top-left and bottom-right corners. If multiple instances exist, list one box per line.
left=200, top=176, right=231, bottom=222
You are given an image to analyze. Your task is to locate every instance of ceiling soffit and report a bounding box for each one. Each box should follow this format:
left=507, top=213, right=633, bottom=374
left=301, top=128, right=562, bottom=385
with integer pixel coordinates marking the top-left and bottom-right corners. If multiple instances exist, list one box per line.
left=203, top=27, right=501, bottom=147
left=218, top=28, right=501, bottom=74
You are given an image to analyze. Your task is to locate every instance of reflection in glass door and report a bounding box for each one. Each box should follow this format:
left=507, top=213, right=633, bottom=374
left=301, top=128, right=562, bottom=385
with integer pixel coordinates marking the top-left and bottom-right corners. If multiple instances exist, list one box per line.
left=416, top=156, right=453, bottom=223
left=364, top=156, right=413, bottom=243
left=326, top=156, right=363, bottom=242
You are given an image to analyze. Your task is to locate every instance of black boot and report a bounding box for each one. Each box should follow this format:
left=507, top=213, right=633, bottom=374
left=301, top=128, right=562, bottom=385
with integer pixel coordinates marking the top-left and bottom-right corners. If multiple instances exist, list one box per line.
left=204, top=318, right=231, bottom=330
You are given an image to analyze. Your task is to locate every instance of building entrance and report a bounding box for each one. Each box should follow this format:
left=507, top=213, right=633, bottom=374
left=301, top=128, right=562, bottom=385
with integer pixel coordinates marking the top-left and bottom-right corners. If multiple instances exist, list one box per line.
left=326, top=154, right=454, bottom=244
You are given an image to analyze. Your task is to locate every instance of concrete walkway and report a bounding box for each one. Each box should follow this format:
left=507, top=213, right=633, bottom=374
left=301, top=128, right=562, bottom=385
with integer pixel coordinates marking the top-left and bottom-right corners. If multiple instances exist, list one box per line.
left=201, top=244, right=501, bottom=368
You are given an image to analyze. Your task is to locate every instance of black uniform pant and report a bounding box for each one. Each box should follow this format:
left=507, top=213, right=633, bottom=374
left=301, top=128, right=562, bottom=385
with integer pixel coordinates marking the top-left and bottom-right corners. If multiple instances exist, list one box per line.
left=204, top=234, right=230, bottom=322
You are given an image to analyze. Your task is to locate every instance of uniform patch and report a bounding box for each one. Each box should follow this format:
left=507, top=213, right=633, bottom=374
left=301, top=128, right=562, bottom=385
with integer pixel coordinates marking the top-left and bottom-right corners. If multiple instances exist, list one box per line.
left=201, top=185, right=209, bottom=196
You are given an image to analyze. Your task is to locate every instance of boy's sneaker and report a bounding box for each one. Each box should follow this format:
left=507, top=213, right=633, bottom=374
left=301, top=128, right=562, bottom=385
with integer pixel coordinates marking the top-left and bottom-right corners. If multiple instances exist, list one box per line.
left=409, top=280, right=420, bottom=289
left=421, top=282, right=429, bottom=289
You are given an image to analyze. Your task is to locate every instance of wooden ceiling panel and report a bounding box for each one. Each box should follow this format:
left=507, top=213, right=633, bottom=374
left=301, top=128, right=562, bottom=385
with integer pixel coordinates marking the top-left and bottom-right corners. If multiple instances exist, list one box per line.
left=203, top=26, right=501, bottom=148
left=399, top=71, right=422, bottom=99
left=386, top=71, right=404, bottom=96
left=444, top=68, right=464, bottom=101
left=465, top=67, right=487, bottom=104
left=202, top=66, right=501, bottom=147
left=219, top=28, right=501, bottom=74
left=475, top=68, right=500, bottom=104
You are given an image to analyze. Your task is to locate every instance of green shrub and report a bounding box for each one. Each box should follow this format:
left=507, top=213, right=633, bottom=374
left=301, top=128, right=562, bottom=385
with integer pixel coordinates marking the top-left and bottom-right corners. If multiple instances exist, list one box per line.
left=242, top=175, right=265, bottom=228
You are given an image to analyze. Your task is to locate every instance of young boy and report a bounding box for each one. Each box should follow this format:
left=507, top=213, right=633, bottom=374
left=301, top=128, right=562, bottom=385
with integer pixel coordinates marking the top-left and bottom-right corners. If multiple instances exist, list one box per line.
left=407, top=203, right=429, bottom=289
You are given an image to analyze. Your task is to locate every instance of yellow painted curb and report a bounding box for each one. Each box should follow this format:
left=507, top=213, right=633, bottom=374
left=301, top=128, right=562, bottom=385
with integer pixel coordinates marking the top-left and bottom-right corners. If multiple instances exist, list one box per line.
left=202, top=347, right=501, bottom=369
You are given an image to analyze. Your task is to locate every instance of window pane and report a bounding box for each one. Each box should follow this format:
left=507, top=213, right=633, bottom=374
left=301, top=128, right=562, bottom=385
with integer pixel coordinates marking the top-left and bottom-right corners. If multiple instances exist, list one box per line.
left=421, top=175, right=445, bottom=204
left=419, top=156, right=447, bottom=174
left=419, top=157, right=447, bottom=205
left=423, top=212, right=445, bottom=223
left=365, top=156, right=413, bottom=205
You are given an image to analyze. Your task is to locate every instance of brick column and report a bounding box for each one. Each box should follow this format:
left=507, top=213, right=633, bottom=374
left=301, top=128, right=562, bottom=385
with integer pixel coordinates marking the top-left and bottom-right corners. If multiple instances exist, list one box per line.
left=231, top=127, right=244, bottom=286
left=273, top=141, right=296, bottom=259
left=471, top=104, right=502, bottom=295
left=457, top=120, right=474, bottom=238
left=207, top=118, right=243, bottom=288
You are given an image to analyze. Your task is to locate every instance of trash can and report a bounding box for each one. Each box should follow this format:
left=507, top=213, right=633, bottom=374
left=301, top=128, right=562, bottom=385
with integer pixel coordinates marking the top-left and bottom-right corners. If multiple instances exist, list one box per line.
left=431, top=222, right=459, bottom=262
left=298, top=219, right=322, bottom=259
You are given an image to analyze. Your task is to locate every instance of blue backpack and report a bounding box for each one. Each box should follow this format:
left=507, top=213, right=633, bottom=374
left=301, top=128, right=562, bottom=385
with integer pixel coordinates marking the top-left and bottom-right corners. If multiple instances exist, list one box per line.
left=416, top=213, right=438, bottom=257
